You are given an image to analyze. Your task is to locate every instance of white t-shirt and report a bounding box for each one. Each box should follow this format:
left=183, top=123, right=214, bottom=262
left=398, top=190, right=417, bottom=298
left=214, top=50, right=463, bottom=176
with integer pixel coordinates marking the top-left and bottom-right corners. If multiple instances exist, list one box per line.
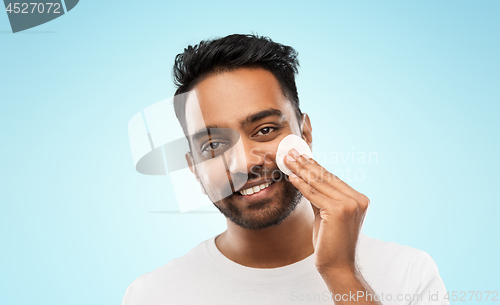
left=122, top=234, right=448, bottom=304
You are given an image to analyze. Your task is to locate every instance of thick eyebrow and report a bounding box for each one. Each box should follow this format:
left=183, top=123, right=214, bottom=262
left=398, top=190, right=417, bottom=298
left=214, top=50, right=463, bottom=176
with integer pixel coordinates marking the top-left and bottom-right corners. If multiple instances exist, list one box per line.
left=190, top=125, right=220, bottom=144
left=190, top=108, right=285, bottom=143
left=239, top=108, right=285, bottom=127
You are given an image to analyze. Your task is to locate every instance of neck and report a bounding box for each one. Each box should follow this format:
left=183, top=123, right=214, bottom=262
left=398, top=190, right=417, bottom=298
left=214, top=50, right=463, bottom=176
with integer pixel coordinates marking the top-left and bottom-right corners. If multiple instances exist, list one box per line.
left=215, top=196, right=315, bottom=268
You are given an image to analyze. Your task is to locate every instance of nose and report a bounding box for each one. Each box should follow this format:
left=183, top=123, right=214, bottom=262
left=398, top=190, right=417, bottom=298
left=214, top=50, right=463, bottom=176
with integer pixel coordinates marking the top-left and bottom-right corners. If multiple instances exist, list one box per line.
left=224, top=138, right=268, bottom=191
left=225, top=138, right=265, bottom=174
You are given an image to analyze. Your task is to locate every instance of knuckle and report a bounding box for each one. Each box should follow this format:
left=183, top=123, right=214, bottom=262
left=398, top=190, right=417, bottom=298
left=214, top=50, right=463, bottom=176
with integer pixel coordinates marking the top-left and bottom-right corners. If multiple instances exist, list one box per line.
left=342, top=198, right=359, bottom=214
left=299, top=155, right=309, bottom=164
left=321, top=169, right=331, bottom=182
left=359, top=193, right=370, bottom=208
left=331, top=174, right=341, bottom=182
left=309, top=186, right=319, bottom=195
left=315, top=170, right=324, bottom=182
left=347, top=197, right=358, bottom=207
left=327, top=183, right=337, bottom=193
left=350, top=204, right=359, bottom=214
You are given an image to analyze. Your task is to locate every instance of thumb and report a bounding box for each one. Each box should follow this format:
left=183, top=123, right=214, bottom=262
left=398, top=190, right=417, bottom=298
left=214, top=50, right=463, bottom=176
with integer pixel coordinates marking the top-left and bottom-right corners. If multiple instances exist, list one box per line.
left=310, top=202, right=320, bottom=217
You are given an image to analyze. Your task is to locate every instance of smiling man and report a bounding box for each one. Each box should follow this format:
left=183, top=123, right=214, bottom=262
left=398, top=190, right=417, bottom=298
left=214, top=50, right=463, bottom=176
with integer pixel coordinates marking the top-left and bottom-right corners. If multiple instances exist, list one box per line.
left=122, top=34, right=448, bottom=304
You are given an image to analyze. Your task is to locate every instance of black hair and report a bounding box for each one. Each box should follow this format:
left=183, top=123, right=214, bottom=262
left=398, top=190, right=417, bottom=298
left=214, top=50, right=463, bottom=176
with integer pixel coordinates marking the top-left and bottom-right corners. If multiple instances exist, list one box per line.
left=172, top=34, right=302, bottom=136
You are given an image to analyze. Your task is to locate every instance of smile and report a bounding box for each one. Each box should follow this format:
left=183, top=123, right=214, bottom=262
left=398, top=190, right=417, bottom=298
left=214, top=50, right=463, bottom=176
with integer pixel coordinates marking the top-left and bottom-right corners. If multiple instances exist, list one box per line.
left=238, top=181, right=275, bottom=196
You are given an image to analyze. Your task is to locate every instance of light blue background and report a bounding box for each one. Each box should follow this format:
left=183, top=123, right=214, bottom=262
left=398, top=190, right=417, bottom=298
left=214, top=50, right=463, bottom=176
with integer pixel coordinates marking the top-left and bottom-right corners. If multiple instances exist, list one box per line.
left=1, top=1, right=499, bottom=304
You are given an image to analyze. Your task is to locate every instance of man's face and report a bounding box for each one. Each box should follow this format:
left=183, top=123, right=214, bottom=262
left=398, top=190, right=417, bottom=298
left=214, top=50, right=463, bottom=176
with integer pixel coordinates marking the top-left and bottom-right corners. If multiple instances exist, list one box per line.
left=185, top=67, right=306, bottom=230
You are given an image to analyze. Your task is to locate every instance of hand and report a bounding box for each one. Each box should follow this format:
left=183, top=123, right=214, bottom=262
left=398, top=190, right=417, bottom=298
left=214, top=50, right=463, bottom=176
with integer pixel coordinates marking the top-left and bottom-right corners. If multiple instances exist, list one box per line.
left=284, top=148, right=370, bottom=276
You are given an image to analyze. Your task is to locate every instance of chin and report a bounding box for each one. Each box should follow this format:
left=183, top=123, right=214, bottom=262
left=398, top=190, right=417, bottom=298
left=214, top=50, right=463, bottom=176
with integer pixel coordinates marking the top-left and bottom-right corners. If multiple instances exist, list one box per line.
left=213, top=179, right=303, bottom=230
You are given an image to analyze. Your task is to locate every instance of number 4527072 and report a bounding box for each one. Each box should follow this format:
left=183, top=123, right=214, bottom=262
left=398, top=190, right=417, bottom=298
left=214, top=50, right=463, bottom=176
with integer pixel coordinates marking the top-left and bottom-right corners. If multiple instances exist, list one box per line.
left=5, top=3, right=62, bottom=14
left=444, top=291, right=498, bottom=302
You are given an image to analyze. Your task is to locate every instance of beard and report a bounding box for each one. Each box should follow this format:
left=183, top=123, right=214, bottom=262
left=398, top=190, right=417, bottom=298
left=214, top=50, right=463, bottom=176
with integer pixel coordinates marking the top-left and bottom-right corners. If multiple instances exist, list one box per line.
left=208, top=164, right=303, bottom=230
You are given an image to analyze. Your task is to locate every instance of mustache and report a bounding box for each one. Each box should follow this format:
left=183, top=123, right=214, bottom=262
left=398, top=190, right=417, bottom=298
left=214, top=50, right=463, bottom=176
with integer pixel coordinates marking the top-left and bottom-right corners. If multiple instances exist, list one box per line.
left=231, top=165, right=285, bottom=190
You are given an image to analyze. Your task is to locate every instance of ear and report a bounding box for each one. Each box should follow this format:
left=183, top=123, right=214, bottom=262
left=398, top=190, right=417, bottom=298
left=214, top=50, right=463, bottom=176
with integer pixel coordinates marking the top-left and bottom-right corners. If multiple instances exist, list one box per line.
left=301, top=113, right=313, bottom=150
left=185, top=152, right=207, bottom=195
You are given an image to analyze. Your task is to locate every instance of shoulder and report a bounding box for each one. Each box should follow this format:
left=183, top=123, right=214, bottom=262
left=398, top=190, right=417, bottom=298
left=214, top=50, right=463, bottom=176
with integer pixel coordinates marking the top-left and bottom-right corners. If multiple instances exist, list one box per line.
left=121, top=238, right=212, bottom=305
left=357, top=234, right=448, bottom=302
left=357, top=233, right=431, bottom=266
left=357, top=233, right=442, bottom=276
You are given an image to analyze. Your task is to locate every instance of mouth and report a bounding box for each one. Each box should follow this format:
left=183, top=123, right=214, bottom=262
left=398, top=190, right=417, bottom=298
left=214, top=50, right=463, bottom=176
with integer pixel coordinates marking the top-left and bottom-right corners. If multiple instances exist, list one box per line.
left=233, top=180, right=277, bottom=200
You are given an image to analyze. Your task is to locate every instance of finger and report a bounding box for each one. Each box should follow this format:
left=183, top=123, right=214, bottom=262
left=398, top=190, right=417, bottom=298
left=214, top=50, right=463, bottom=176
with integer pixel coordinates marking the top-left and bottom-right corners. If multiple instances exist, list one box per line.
left=289, top=174, right=361, bottom=219
left=310, top=200, right=320, bottom=217
left=285, top=150, right=370, bottom=208
left=284, top=152, right=355, bottom=203
left=287, top=173, right=332, bottom=211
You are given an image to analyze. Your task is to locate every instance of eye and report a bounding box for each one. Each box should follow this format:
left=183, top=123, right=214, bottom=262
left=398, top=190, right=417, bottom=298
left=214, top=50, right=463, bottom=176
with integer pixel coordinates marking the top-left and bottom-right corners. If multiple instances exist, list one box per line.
left=201, top=141, right=228, bottom=153
left=255, top=127, right=277, bottom=136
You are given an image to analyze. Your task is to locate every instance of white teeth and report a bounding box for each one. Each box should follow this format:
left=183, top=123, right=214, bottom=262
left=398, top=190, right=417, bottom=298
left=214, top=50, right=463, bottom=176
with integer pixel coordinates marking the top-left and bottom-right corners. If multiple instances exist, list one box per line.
left=239, top=181, right=273, bottom=195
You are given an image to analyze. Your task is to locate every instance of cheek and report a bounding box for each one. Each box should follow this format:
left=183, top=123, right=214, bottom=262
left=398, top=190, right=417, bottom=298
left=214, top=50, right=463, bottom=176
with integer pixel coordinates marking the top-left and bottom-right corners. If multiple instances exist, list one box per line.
left=196, top=158, right=230, bottom=186
left=264, top=151, right=278, bottom=167
left=259, top=134, right=290, bottom=166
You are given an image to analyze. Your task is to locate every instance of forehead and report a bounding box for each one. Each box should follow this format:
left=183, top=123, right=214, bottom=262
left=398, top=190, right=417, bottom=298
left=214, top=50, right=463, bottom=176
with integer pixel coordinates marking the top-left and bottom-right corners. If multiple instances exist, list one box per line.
left=185, top=68, right=297, bottom=135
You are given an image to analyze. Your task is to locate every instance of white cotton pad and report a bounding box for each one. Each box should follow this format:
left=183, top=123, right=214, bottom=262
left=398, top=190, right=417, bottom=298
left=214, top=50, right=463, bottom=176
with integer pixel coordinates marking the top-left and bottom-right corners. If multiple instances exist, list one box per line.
left=276, top=134, right=312, bottom=175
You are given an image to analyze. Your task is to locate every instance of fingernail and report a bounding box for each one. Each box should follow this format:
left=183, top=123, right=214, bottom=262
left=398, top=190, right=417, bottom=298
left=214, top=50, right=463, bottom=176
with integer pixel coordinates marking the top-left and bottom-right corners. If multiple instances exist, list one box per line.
left=286, top=154, right=296, bottom=162
left=289, top=173, right=297, bottom=179
left=289, top=148, right=300, bottom=158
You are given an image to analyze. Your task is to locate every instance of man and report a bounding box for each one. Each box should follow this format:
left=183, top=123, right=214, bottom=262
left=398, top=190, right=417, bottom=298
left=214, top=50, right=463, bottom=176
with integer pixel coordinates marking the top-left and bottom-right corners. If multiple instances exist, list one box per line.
left=122, top=34, right=448, bottom=304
